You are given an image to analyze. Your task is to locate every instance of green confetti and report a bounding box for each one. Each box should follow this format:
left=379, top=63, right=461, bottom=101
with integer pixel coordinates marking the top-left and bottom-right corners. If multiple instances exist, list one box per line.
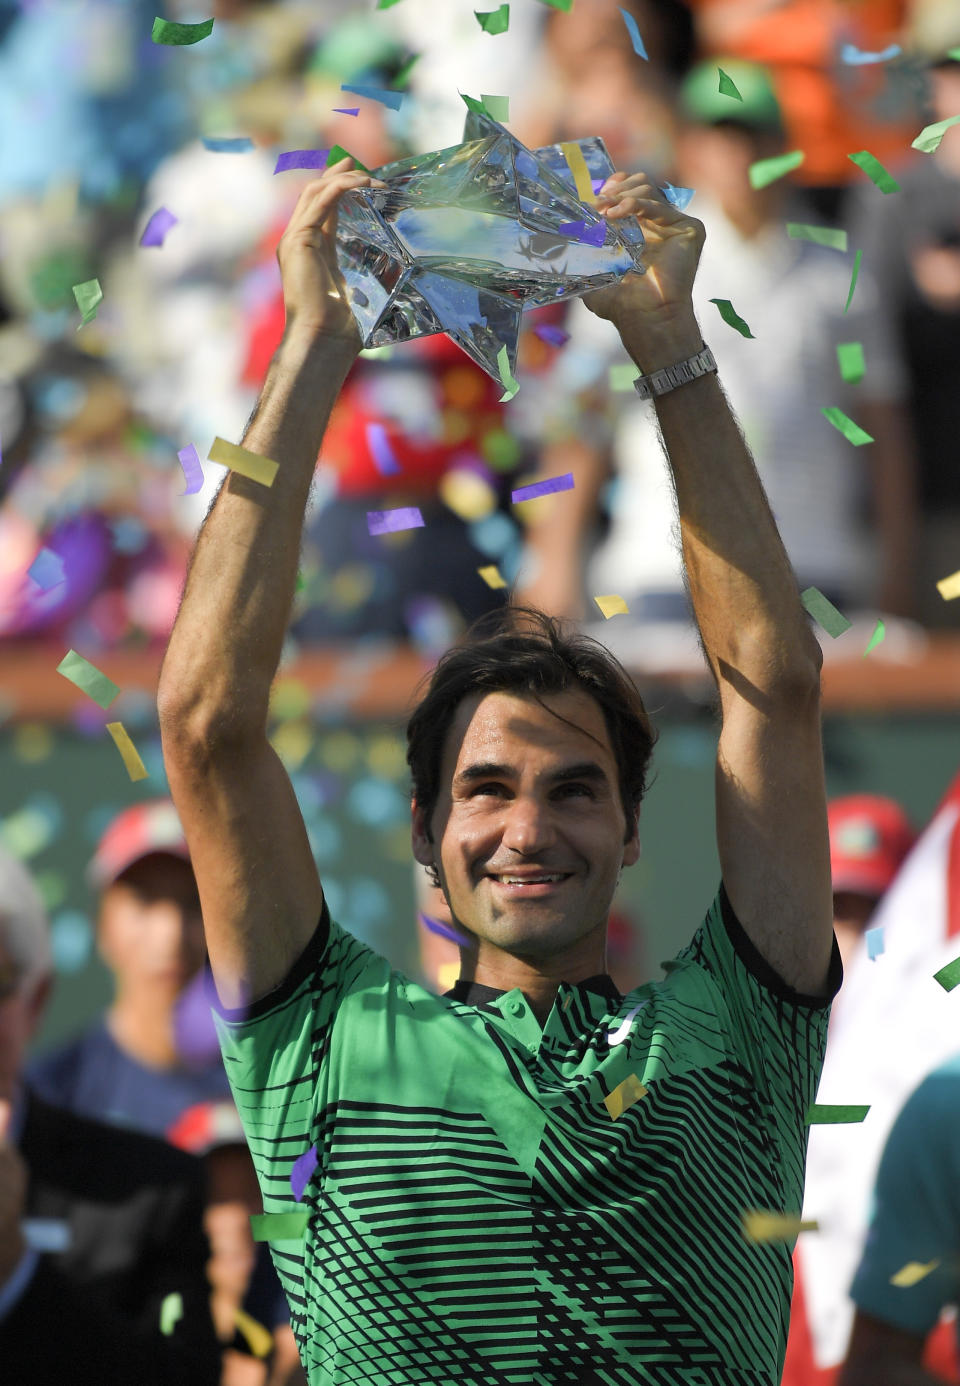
left=717, top=67, right=742, bottom=101
left=787, top=223, right=848, bottom=252
left=609, top=363, right=640, bottom=391
left=844, top=248, right=863, bottom=313
left=863, top=619, right=886, bottom=656
left=806, top=1104, right=871, bottom=1124
left=821, top=405, right=873, bottom=445
left=801, top=587, right=852, bottom=639
left=151, top=15, right=214, bottom=45
left=911, top=114, right=960, bottom=154
left=948, top=48, right=960, bottom=62
left=836, top=341, right=865, bottom=383
left=481, top=93, right=510, bottom=121
left=57, top=650, right=120, bottom=709
left=250, top=1211, right=310, bottom=1242
left=376, top=0, right=406, bottom=8
left=393, top=53, right=420, bottom=88
left=72, top=278, right=102, bottom=327
left=496, top=344, right=519, bottom=402
left=709, top=297, right=754, bottom=339
left=847, top=149, right=900, bottom=194
left=475, top=4, right=509, bottom=34
left=537, top=0, right=573, bottom=9
left=160, top=1292, right=183, bottom=1335
left=748, top=150, right=804, bottom=190
left=326, top=145, right=371, bottom=174
left=934, top=956, right=960, bottom=992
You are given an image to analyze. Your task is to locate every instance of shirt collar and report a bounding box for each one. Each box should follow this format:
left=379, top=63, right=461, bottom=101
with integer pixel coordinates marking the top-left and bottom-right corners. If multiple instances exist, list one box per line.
left=444, top=973, right=622, bottom=1008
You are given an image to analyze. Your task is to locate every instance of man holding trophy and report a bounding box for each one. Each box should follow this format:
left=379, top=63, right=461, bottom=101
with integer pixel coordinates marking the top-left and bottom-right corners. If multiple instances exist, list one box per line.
left=158, top=115, right=839, bottom=1383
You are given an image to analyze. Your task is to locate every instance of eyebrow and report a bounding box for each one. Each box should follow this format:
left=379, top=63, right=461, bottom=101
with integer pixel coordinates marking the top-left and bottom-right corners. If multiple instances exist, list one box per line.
left=453, top=760, right=611, bottom=789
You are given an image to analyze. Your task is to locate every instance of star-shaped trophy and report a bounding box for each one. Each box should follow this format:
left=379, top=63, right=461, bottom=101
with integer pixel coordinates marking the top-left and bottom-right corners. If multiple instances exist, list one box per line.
left=335, top=106, right=646, bottom=385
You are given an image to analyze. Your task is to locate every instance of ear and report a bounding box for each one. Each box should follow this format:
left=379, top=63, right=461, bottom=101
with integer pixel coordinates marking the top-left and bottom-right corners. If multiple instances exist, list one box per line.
left=24, top=973, right=52, bottom=1039
left=411, top=799, right=435, bottom=869
left=621, top=815, right=641, bottom=870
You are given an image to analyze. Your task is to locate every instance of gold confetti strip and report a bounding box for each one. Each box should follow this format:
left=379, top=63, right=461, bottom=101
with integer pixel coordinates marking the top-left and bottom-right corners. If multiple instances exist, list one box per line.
left=742, top=1210, right=819, bottom=1244
left=106, top=722, right=149, bottom=781
left=560, top=141, right=596, bottom=205
left=233, top=1308, right=274, bottom=1357
left=208, top=436, right=279, bottom=487
left=594, top=594, right=629, bottom=619
left=936, top=569, right=960, bottom=601
left=890, top=1259, right=940, bottom=1288
left=477, top=565, right=507, bottom=589
left=603, top=1073, right=647, bottom=1121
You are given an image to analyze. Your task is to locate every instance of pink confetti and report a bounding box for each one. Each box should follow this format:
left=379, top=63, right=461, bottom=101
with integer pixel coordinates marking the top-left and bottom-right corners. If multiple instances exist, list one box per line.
left=366, top=422, right=401, bottom=476
left=140, top=207, right=178, bottom=247
left=557, top=219, right=607, bottom=246
left=177, top=444, right=204, bottom=495
left=512, top=473, right=575, bottom=503
left=534, top=324, right=570, bottom=347
left=332, top=107, right=360, bottom=116
left=367, top=506, right=424, bottom=536
left=274, top=149, right=331, bottom=173
left=290, top=1144, right=319, bottom=1202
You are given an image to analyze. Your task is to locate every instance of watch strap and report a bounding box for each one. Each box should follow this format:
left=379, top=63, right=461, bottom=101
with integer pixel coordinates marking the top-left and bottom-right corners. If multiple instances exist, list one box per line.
left=633, top=343, right=717, bottom=400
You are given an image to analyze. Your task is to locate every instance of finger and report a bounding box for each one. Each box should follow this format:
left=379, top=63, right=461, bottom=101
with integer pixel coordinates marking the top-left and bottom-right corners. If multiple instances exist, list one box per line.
left=0, top=1100, right=10, bottom=1143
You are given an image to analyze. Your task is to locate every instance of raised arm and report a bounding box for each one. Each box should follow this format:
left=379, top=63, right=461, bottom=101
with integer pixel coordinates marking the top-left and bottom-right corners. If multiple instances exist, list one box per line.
left=586, top=172, right=834, bottom=996
left=158, top=160, right=385, bottom=1009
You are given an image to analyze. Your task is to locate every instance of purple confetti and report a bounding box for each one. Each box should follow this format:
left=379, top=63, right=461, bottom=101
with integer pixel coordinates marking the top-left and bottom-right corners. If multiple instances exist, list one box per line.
left=366, top=422, right=401, bottom=476
left=27, top=547, right=66, bottom=591
left=419, top=912, right=474, bottom=948
left=557, top=219, right=607, bottom=246
left=534, top=324, right=570, bottom=347
left=290, top=1144, right=319, bottom=1202
left=332, top=107, right=360, bottom=116
left=177, top=444, right=204, bottom=495
left=511, top=472, right=575, bottom=503
left=140, top=206, right=178, bottom=247
left=367, top=506, right=425, bottom=536
left=274, top=148, right=331, bottom=173
left=591, top=177, right=606, bottom=195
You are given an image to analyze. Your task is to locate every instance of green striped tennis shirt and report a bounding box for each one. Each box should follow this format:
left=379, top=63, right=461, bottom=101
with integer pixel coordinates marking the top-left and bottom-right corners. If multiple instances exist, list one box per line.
left=214, top=883, right=841, bottom=1385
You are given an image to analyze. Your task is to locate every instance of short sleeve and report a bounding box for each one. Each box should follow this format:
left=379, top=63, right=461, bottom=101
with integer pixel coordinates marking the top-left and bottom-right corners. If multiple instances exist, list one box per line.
left=672, top=884, right=842, bottom=1190
left=212, top=901, right=385, bottom=1175
left=850, top=1064, right=960, bottom=1336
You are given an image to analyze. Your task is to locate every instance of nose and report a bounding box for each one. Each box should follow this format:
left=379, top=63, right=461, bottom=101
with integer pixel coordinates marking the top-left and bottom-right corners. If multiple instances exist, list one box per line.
left=500, top=793, right=557, bottom=856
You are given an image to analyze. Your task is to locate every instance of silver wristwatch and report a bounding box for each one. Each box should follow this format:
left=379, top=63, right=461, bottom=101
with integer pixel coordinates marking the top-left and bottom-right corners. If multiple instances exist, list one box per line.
left=633, top=343, right=717, bottom=400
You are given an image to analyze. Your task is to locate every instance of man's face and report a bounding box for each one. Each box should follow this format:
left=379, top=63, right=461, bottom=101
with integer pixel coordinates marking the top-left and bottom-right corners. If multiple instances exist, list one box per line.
left=0, top=945, right=47, bottom=1103
left=98, top=854, right=205, bottom=1000
left=413, top=689, right=640, bottom=962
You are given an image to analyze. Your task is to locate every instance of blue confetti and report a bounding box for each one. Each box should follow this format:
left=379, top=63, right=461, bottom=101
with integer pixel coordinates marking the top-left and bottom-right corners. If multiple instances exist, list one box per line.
left=27, top=547, right=66, bottom=591
left=841, top=42, right=901, bottom=65
left=202, top=136, right=255, bottom=153
left=865, top=926, right=885, bottom=960
left=340, top=83, right=405, bottom=111
left=618, top=6, right=648, bottom=59
left=661, top=181, right=695, bottom=211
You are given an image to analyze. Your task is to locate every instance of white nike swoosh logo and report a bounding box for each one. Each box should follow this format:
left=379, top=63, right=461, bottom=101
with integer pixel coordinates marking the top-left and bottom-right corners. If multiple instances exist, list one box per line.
left=606, top=999, right=649, bottom=1046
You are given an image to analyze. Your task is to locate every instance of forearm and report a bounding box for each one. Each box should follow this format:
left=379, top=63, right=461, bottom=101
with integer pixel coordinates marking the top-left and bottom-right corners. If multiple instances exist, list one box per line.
left=618, top=312, right=820, bottom=683
left=159, top=327, right=357, bottom=734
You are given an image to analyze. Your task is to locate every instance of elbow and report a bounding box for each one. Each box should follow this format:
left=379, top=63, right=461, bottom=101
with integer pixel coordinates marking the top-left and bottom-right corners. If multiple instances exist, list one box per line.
left=158, top=667, right=265, bottom=761
left=722, top=625, right=823, bottom=707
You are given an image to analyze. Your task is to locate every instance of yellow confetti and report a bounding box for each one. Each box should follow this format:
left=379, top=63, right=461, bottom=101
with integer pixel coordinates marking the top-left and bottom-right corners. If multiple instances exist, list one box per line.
left=477, top=565, right=507, bottom=589
left=233, top=1308, right=274, bottom=1357
left=208, top=436, right=279, bottom=487
left=560, top=141, right=596, bottom=206
left=742, top=1210, right=819, bottom=1243
left=603, top=1073, right=647, bottom=1120
left=106, top=722, right=149, bottom=781
left=594, top=594, right=629, bottom=619
left=890, top=1259, right=940, bottom=1288
left=936, top=569, right=960, bottom=601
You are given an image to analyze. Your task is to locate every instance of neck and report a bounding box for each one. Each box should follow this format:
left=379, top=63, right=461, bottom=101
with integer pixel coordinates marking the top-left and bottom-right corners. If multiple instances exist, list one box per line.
left=458, top=946, right=608, bottom=1027
left=108, top=993, right=179, bottom=1068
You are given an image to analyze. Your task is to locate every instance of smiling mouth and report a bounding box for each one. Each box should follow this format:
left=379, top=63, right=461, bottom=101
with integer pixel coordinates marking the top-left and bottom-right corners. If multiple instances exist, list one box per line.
left=487, top=873, right=573, bottom=890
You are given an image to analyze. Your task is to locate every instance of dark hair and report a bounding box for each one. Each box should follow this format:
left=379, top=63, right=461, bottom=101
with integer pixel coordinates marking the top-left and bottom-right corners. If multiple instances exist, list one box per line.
left=406, top=607, right=657, bottom=869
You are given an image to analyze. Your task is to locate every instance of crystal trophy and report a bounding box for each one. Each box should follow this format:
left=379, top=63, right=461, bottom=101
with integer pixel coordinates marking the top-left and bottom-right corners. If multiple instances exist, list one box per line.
left=334, top=108, right=646, bottom=384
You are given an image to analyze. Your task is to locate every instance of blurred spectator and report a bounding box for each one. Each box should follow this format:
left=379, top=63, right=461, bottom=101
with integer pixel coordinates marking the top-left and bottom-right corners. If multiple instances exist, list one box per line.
left=169, top=1100, right=307, bottom=1386
left=846, top=25, right=960, bottom=629
left=685, top=0, right=919, bottom=220
left=828, top=794, right=917, bottom=981
left=518, top=58, right=919, bottom=626
left=0, top=840, right=222, bottom=1384
left=838, top=1051, right=960, bottom=1385
left=26, top=798, right=232, bottom=1130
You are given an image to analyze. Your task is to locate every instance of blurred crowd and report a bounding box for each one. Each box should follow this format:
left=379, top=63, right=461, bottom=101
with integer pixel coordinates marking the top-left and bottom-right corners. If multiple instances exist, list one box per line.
left=1, top=0, right=959, bottom=667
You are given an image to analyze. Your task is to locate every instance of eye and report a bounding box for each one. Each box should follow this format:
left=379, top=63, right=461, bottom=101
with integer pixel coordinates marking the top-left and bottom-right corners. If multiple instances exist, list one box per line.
left=471, top=782, right=509, bottom=798
left=554, top=782, right=595, bottom=799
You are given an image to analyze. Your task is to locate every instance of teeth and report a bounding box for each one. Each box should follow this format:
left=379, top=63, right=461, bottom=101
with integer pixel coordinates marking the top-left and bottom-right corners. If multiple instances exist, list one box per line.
left=498, top=875, right=563, bottom=884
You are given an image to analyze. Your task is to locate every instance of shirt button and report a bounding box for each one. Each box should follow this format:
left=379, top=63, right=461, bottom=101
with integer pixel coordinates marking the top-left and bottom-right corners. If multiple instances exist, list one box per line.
left=508, top=999, right=525, bottom=1017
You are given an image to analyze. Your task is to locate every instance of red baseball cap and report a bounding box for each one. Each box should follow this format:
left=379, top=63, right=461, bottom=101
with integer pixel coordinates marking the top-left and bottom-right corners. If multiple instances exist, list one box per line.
left=87, top=798, right=190, bottom=890
left=828, top=795, right=916, bottom=899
